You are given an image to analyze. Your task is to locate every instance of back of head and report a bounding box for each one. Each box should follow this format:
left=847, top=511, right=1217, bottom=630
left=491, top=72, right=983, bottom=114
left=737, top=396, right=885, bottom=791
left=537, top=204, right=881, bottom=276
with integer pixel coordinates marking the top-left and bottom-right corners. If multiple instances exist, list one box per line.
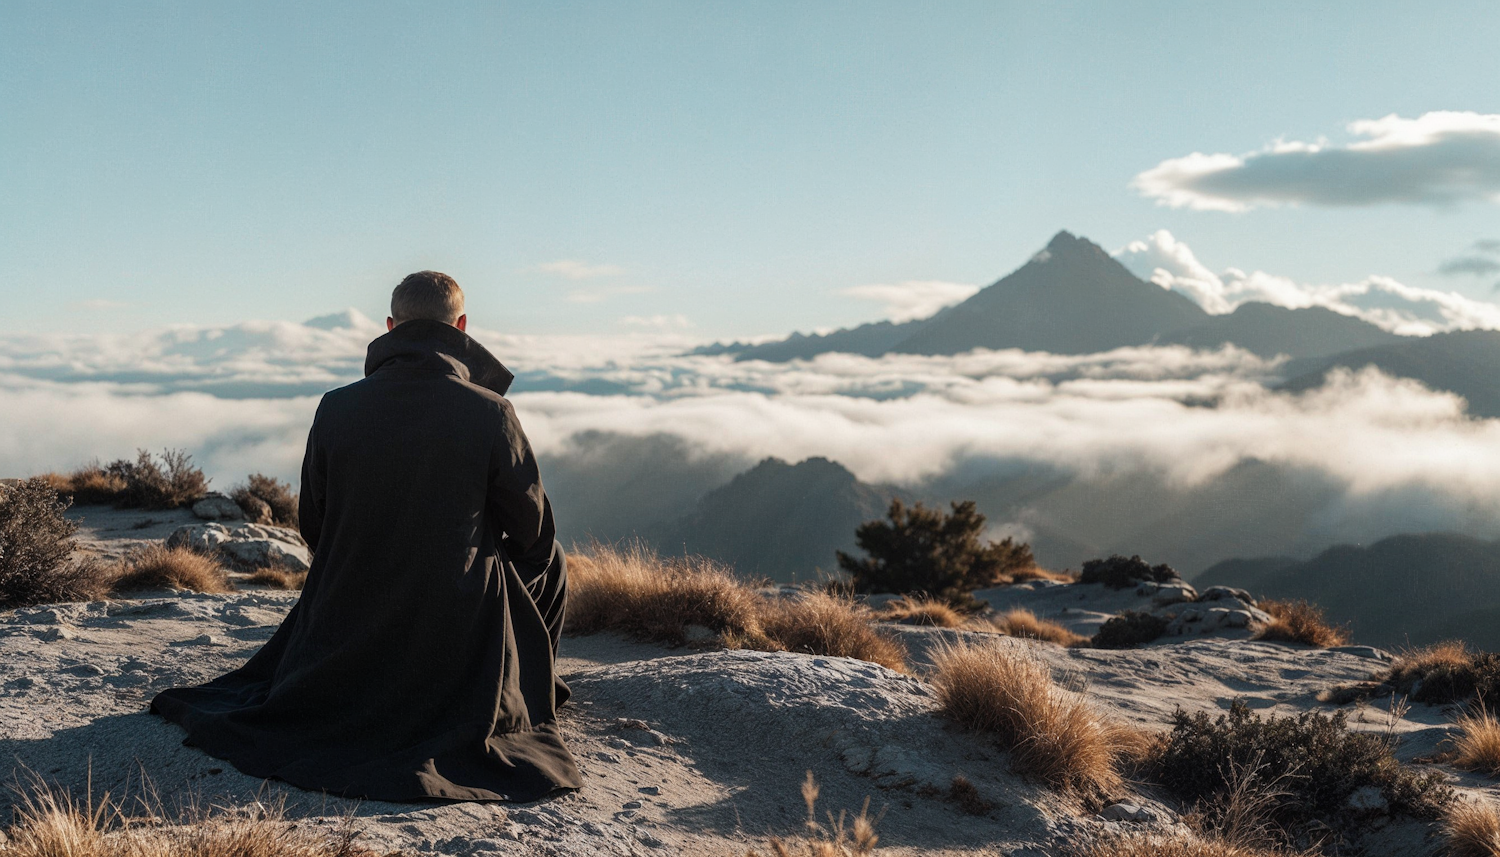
left=391, top=271, right=465, bottom=326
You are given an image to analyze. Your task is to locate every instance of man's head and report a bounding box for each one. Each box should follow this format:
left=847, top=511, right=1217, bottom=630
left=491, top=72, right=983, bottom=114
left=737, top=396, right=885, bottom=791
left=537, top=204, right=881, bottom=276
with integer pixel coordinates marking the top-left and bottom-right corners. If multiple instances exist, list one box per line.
left=389, top=271, right=467, bottom=332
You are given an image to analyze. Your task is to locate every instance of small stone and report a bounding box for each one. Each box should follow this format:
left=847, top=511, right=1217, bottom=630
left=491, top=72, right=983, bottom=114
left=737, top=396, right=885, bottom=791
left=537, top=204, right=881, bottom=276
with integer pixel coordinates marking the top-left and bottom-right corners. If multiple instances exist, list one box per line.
left=1346, top=785, right=1389, bottom=813
left=65, top=664, right=105, bottom=677
left=39, top=626, right=76, bottom=642
left=174, top=633, right=225, bottom=647
left=1198, top=585, right=1254, bottom=604
left=1100, top=802, right=1156, bottom=823
left=594, top=752, right=622, bottom=764
left=622, top=800, right=642, bottom=809
left=638, top=786, right=661, bottom=795
left=3, top=677, right=35, bottom=690
left=637, top=833, right=665, bottom=848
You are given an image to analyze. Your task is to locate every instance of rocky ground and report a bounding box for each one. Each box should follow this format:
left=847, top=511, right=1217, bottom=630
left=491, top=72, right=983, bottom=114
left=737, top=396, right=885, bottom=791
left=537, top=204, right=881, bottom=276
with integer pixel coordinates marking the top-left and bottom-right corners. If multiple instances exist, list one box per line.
left=1, top=505, right=1497, bottom=855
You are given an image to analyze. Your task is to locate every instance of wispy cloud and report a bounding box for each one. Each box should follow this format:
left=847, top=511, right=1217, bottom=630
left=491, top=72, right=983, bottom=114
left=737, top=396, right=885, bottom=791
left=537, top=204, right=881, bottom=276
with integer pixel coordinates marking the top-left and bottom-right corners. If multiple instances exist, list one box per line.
left=1116, top=229, right=1500, bottom=334
left=1133, top=111, right=1500, bottom=211
left=532, top=259, right=625, bottom=280
left=1439, top=239, right=1500, bottom=278
left=565, top=285, right=656, bottom=304
left=618, top=314, right=692, bottom=329
left=838, top=281, right=980, bottom=322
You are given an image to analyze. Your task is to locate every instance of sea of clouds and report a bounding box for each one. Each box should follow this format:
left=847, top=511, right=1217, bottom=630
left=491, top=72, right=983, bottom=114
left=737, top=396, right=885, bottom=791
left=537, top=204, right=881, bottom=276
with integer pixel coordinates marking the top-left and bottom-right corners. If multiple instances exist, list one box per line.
left=7, top=232, right=1500, bottom=571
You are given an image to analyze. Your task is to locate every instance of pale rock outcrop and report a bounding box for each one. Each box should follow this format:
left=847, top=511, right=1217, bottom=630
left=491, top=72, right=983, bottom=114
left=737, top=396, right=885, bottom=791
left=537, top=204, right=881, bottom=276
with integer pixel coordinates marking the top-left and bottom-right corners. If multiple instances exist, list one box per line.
left=190, top=492, right=244, bottom=522
left=166, top=522, right=311, bottom=572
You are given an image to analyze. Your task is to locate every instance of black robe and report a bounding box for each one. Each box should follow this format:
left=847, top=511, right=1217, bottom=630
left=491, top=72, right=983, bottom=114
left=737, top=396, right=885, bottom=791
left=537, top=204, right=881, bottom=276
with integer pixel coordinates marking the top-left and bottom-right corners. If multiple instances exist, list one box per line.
left=151, top=319, right=581, bottom=802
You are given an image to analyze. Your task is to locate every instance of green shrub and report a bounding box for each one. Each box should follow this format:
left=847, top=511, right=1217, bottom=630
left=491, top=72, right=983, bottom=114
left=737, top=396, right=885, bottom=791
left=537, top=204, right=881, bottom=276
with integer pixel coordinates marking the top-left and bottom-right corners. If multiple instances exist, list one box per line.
left=104, top=449, right=209, bottom=510
left=1092, top=611, right=1169, bottom=649
left=230, top=473, right=298, bottom=527
left=1078, top=554, right=1178, bottom=589
left=1155, top=700, right=1450, bottom=837
left=0, top=478, right=106, bottom=608
left=836, top=499, right=1035, bottom=606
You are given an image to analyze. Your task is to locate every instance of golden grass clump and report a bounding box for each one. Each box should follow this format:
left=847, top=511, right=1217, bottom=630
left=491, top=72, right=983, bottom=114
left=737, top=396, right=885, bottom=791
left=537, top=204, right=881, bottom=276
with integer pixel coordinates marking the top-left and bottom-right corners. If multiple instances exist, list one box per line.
left=1445, top=798, right=1500, bottom=857
left=1066, top=832, right=1302, bottom=857
left=929, top=638, right=1140, bottom=794
left=989, top=608, right=1087, bottom=647
left=37, top=464, right=129, bottom=506
left=757, top=592, right=908, bottom=672
left=1007, top=566, right=1077, bottom=585
left=747, top=771, right=880, bottom=857
left=243, top=565, right=308, bottom=591
left=568, top=542, right=907, bottom=671
left=0, top=782, right=371, bottom=857
left=874, top=596, right=965, bottom=628
left=109, top=545, right=233, bottom=595
left=1253, top=599, right=1349, bottom=648
left=1452, top=707, right=1500, bottom=777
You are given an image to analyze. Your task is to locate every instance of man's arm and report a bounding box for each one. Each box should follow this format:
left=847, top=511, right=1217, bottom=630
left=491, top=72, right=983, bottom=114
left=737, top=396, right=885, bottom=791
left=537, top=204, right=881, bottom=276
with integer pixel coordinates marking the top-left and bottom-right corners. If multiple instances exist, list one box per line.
left=297, top=409, right=327, bottom=555
left=488, top=400, right=558, bottom=580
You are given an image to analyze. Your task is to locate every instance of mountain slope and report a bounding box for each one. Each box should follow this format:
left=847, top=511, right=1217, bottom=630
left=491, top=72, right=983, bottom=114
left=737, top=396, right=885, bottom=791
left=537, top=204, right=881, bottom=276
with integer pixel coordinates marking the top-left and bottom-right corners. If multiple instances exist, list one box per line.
left=1158, top=303, right=1399, bottom=360
left=1280, top=329, right=1500, bottom=417
left=889, top=230, right=1209, bottom=355
left=649, top=456, right=897, bottom=582
left=1195, top=532, right=1500, bottom=649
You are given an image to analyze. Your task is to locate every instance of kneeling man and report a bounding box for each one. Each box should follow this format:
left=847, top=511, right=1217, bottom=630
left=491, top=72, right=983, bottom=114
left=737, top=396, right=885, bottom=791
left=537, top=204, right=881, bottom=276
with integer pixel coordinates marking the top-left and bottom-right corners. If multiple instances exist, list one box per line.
left=152, top=271, right=580, bottom=802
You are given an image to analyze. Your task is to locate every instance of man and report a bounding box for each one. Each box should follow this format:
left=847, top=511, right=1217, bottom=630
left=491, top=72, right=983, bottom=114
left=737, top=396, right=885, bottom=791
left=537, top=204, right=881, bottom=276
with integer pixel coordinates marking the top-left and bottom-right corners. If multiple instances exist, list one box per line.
left=152, top=271, right=580, bottom=802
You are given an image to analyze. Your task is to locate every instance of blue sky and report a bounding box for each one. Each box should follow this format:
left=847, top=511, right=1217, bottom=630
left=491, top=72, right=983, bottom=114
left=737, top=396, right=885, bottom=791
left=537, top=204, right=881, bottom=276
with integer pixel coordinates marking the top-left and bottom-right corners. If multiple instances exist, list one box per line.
left=3, top=1, right=1498, bottom=338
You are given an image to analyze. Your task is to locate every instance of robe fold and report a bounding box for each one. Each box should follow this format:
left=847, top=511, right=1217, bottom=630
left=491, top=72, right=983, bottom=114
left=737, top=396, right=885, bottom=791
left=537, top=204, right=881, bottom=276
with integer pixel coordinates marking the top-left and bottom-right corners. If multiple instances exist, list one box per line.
left=151, top=319, right=581, bottom=802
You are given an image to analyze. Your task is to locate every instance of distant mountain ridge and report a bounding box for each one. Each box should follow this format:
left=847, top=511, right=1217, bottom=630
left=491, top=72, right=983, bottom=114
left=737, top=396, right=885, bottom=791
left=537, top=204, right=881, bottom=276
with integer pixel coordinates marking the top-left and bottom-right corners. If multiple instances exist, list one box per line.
left=699, top=230, right=1400, bottom=362
left=1279, top=329, right=1500, bottom=418
left=1195, top=533, right=1500, bottom=649
left=649, top=456, right=900, bottom=583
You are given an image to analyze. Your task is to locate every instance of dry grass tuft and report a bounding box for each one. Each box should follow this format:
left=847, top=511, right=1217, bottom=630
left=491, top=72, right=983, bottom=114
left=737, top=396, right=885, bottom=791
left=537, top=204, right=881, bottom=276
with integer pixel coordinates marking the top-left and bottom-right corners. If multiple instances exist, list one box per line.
left=989, top=608, right=1087, bottom=647
left=929, top=638, right=1139, bottom=794
left=874, top=597, right=965, bottom=628
left=1007, top=566, right=1078, bottom=585
left=37, top=464, right=129, bottom=506
left=569, top=542, right=907, bottom=671
left=757, top=592, right=908, bottom=672
left=0, top=779, right=372, bottom=857
left=1066, top=831, right=1304, bottom=857
left=243, top=565, right=308, bottom=591
left=1445, top=798, right=1500, bottom=857
left=945, top=775, right=994, bottom=816
left=1254, top=599, right=1349, bottom=648
left=747, top=771, right=880, bottom=857
left=109, top=545, right=233, bottom=595
left=230, top=473, right=298, bottom=527
left=1377, top=640, right=1500, bottom=704
left=1452, top=706, right=1500, bottom=777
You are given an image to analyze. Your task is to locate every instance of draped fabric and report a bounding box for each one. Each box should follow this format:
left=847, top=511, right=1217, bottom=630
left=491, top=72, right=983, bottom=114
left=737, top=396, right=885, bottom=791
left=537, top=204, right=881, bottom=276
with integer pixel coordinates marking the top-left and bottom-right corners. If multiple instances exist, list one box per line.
left=152, top=319, right=580, bottom=802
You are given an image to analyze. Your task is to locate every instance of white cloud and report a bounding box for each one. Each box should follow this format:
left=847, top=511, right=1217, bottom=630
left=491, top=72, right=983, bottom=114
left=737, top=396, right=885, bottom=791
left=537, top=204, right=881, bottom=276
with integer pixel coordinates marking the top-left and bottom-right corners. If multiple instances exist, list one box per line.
left=532, top=260, right=625, bottom=280
left=565, top=285, right=656, bottom=304
left=838, top=281, right=980, bottom=322
left=1133, top=111, right=1500, bottom=211
left=618, top=314, right=692, bottom=330
left=1115, top=230, right=1500, bottom=334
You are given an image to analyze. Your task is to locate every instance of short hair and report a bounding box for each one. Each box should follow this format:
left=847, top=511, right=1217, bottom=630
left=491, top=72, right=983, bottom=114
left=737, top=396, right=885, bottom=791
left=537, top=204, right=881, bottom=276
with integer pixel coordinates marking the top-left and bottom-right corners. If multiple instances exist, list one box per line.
left=391, top=271, right=465, bottom=325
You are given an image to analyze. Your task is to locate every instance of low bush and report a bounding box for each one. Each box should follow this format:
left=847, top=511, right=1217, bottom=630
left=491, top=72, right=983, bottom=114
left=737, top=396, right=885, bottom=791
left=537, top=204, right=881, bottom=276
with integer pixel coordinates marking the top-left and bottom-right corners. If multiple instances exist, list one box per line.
left=0, top=478, right=108, bottom=608
left=568, top=542, right=907, bottom=671
left=1444, top=798, right=1500, bottom=857
left=244, top=565, right=308, bottom=590
left=930, top=638, right=1142, bottom=794
left=110, top=544, right=233, bottom=594
left=38, top=463, right=129, bottom=505
left=1452, top=707, right=1500, bottom=777
left=1255, top=599, right=1349, bottom=648
left=1078, top=554, right=1178, bottom=589
left=1092, top=611, right=1170, bottom=649
left=231, top=473, right=298, bottom=527
left=1067, top=832, right=1305, bottom=857
left=104, top=449, right=209, bottom=510
left=1153, top=700, right=1451, bottom=840
left=1382, top=642, right=1500, bottom=705
left=990, top=608, right=1087, bottom=647
left=837, top=499, right=1036, bottom=606
left=875, top=596, right=966, bottom=627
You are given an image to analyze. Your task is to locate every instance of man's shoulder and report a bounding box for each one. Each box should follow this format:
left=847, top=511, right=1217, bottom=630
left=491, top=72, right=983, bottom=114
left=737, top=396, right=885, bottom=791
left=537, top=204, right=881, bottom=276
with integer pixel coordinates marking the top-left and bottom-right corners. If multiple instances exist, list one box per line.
left=314, top=374, right=516, bottom=420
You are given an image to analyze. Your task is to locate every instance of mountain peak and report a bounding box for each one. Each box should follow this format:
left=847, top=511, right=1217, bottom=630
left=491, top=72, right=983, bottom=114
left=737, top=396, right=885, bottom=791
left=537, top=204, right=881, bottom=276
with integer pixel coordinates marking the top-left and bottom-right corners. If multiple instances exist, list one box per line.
left=1045, top=230, right=1080, bottom=250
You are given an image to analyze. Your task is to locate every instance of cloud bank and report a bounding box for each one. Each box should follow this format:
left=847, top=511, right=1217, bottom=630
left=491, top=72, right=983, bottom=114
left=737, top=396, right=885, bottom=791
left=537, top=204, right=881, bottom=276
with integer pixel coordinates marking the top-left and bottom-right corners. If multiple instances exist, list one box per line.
left=1133, top=111, right=1500, bottom=211
left=7, top=305, right=1500, bottom=571
left=1116, top=230, right=1500, bottom=334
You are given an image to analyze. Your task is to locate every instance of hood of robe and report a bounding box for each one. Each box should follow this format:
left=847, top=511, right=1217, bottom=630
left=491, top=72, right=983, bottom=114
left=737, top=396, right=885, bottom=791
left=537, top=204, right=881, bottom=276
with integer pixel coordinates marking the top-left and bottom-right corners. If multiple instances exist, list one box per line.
left=364, top=319, right=516, bottom=397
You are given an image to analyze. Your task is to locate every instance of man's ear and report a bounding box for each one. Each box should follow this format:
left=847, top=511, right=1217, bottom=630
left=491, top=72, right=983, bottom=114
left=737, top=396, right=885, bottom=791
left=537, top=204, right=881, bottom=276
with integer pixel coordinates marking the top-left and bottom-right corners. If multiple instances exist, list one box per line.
left=455, top=314, right=467, bottom=332
left=386, top=317, right=395, bottom=332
